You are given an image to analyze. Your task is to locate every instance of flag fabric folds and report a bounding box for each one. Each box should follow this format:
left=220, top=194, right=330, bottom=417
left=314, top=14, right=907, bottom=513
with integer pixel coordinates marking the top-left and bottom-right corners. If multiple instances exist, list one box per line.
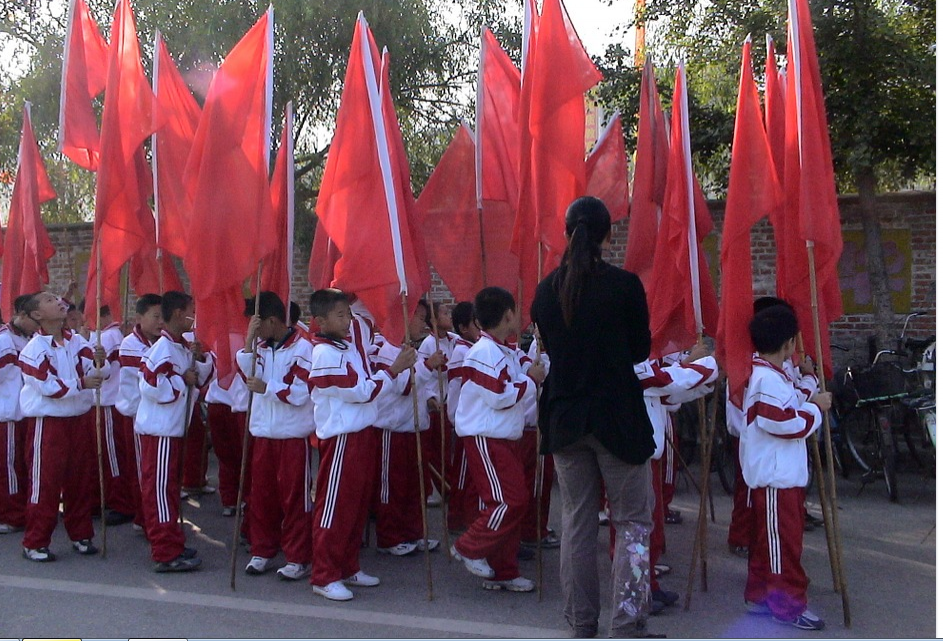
left=307, top=222, right=340, bottom=292
left=58, top=0, right=109, bottom=171
left=585, top=113, right=629, bottom=223
left=2, top=104, right=57, bottom=321
left=717, top=37, right=783, bottom=408
left=263, top=103, right=295, bottom=308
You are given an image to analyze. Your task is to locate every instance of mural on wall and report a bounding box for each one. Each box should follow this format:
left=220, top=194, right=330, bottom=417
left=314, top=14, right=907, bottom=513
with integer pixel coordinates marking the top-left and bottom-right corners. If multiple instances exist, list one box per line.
left=839, top=228, right=912, bottom=314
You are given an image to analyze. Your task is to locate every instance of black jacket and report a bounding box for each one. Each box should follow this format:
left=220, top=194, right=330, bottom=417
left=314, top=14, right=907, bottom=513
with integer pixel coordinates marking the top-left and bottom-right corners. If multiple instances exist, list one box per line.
left=531, top=261, right=655, bottom=465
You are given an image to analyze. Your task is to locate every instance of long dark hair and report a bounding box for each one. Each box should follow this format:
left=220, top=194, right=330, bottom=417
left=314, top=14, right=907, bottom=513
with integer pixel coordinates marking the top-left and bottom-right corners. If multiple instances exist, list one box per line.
left=556, top=196, right=611, bottom=326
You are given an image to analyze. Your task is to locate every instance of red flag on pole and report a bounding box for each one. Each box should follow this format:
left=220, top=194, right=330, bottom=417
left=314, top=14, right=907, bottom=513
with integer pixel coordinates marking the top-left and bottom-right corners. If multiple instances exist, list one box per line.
left=58, top=0, right=109, bottom=171
left=307, top=222, right=340, bottom=291
left=2, top=103, right=57, bottom=320
left=152, top=33, right=202, bottom=262
left=263, top=102, right=295, bottom=308
left=717, top=37, right=783, bottom=407
left=183, top=6, right=275, bottom=386
left=585, top=113, right=630, bottom=223
left=85, top=0, right=161, bottom=325
left=624, top=58, right=669, bottom=289
left=648, top=63, right=719, bottom=358
left=765, top=35, right=786, bottom=185
left=779, top=0, right=844, bottom=377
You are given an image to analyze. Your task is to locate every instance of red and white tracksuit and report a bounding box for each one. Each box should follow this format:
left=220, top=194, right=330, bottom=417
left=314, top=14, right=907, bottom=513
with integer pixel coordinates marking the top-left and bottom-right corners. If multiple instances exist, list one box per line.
left=308, top=321, right=402, bottom=587
left=236, top=329, right=314, bottom=565
left=136, top=331, right=214, bottom=562
left=19, top=330, right=101, bottom=549
left=0, top=324, right=29, bottom=528
left=116, top=325, right=156, bottom=527
left=418, top=332, right=456, bottom=497
left=453, top=332, right=536, bottom=581
left=445, top=337, right=479, bottom=531
left=206, top=369, right=250, bottom=510
left=520, top=340, right=552, bottom=543
left=741, top=357, right=822, bottom=620
left=94, top=322, right=135, bottom=516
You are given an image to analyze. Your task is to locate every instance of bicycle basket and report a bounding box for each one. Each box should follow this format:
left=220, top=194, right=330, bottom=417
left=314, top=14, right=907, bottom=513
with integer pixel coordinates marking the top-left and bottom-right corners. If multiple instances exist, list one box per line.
left=852, top=362, right=908, bottom=402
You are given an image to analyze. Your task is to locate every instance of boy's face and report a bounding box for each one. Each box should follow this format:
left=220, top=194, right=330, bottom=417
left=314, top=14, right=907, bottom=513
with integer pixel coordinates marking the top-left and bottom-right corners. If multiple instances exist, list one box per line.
left=138, top=305, right=163, bottom=340
left=436, top=306, right=453, bottom=332
left=504, top=308, right=520, bottom=335
left=36, top=292, right=67, bottom=323
left=181, top=301, right=196, bottom=332
left=784, top=336, right=797, bottom=360
left=408, top=305, right=429, bottom=342
left=459, top=321, right=480, bottom=343
left=317, top=301, right=352, bottom=339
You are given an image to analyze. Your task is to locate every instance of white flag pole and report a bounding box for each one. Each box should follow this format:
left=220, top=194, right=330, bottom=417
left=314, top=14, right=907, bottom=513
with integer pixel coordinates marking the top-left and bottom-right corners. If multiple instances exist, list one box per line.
left=285, top=101, right=295, bottom=323
left=677, top=60, right=703, bottom=335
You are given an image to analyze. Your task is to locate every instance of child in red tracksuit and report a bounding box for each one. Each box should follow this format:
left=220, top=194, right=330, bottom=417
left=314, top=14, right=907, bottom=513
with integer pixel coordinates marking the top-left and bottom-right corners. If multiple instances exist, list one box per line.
left=18, top=292, right=105, bottom=561
left=136, top=291, right=214, bottom=572
left=451, top=287, right=545, bottom=592
left=740, top=305, right=831, bottom=630
left=445, top=302, right=480, bottom=532
left=308, top=289, right=416, bottom=602
left=238, top=292, right=315, bottom=581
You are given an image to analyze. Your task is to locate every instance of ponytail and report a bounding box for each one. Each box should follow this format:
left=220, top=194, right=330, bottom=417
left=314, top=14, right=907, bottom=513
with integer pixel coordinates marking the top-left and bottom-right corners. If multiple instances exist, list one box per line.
left=555, top=196, right=611, bottom=327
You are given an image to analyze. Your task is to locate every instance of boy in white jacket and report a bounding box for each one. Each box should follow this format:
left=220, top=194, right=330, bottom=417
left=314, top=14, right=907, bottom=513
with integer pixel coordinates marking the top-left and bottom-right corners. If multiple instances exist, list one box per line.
left=451, top=287, right=545, bottom=592
left=238, top=292, right=315, bottom=581
left=741, top=305, right=831, bottom=630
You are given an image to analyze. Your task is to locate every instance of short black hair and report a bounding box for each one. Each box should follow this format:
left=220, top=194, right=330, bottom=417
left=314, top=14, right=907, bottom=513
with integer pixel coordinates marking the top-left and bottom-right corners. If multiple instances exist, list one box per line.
left=289, top=301, right=301, bottom=325
left=13, top=293, right=35, bottom=315
left=474, top=287, right=515, bottom=331
left=416, top=298, right=430, bottom=326
left=22, top=294, right=42, bottom=318
left=310, top=288, right=349, bottom=319
left=244, top=291, right=286, bottom=322
left=749, top=305, right=799, bottom=354
left=451, top=301, right=475, bottom=332
left=753, top=296, right=794, bottom=315
left=161, top=290, right=192, bottom=323
left=135, top=294, right=163, bottom=316
left=99, top=304, right=111, bottom=318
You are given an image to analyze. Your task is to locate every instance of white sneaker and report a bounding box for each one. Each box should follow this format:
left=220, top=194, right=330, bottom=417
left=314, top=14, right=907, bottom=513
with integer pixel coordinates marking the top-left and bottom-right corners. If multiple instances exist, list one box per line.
left=343, top=570, right=380, bottom=587
left=413, top=538, right=440, bottom=552
left=244, top=556, right=275, bottom=575
left=450, top=544, right=495, bottom=578
left=377, top=541, right=418, bottom=556
left=426, top=488, right=442, bottom=507
left=0, top=523, right=24, bottom=534
left=598, top=509, right=610, bottom=526
left=312, top=580, right=353, bottom=601
left=276, top=562, right=310, bottom=581
left=23, top=547, right=56, bottom=562
left=483, top=576, right=536, bottom=592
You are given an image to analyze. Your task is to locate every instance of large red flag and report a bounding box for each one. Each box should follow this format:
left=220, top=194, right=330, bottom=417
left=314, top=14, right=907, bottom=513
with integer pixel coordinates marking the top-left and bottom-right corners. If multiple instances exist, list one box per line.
left=183, top=7, right=275, bottom=385
left=624, top=58, right=669, bottom=289
left=2, top=104, right=57, bottom=320
left=58, top=0, right=109, bottom=171
left=314, top=14, right=426, bottom=345
left=85, top=0, right=160, bottom=325
left=648, top=63, right=719, bottom=358
left=779, top=0, right=843, bottom=377
left=307, top=222, right=340, bottom=291
left=263, top=103, right=295, bottom=308
left=585, top=113, right=630, bottom=223
left=765, top=35, right=786, bottom=184
left=152, top=33, right=202, bottom=262
left=717, top=37, right=783, bottom=407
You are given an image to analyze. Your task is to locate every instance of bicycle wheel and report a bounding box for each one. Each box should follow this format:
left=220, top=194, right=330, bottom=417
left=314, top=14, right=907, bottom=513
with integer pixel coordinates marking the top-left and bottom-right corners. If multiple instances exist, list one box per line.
left=875, top=407, right=899, bottom=502
left=841, top=406, right=879, bottom=474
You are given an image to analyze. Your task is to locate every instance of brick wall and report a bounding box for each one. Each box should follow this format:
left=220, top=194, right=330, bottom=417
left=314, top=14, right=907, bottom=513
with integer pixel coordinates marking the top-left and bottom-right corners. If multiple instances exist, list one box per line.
left=32, top=191, right=936, bottom=371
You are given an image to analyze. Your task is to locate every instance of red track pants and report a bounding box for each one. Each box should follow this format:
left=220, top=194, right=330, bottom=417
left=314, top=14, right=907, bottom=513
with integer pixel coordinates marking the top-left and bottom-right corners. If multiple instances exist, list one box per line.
left=375, top=430, right=424, bottom=549
left=0, top=419, right=27, bottom=527
left=139, top=434, right=187, bottom=562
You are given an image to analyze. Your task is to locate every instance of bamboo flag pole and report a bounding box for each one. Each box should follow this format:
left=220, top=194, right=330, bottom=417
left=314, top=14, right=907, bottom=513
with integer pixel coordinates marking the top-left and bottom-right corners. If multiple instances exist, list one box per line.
left=474, top=28, right=489, bottom=290
left=94, top=239, right=107, bottom=557
left=152, top=31, right=163, bottom=296
left=534, top=242, right=544, bottom=600
left=229, top=263, right=263, bottom=590
left=428, top=300, right=451, bottom=561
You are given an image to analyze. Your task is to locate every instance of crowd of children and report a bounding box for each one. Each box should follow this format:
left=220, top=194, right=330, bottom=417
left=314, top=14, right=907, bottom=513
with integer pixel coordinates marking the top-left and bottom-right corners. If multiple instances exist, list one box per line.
left=0, top=283, right=831, bottom=632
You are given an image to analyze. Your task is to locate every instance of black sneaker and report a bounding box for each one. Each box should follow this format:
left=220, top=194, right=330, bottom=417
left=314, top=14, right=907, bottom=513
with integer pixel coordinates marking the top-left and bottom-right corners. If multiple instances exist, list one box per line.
left=774, top=609, right=825, bottom=631
left=182, top=547, right=198, bottom=559
left=650, top=599, right=666, bottom=615
left=72, top=539, right=99, bottom=555
left=652, top=588, right=679, bottom=607
left=105, top=510, right=135, bottom=526
left=154, top=554, right=202, bottom=573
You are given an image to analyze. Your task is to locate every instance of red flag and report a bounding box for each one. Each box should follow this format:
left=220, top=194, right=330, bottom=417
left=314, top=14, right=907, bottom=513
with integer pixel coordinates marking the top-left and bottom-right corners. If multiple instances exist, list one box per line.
left=765, top=35, right=786, bottom=185
left=717, top=37, right=783, bottom=407
left=152, top=33, right=202, bottom=261
left=263, top=103, right=295, bottom=307
left=779, top=0, right=843, bottom=377
left=314, top=15, right=427, bottom=345
left=585, top=113, right=629, bottom=223
left=85, top=0, right=160, bottom=326
left=183, top=7, right=275, bottom=386
left=648, top=63, right=719, bottom=358
left=624, top=58, right=669, bottom=288
left=58, top=0, right=109, bottom=171
left=307, top=222, right=340, bottom=291
left=2, top=104, right=57, bottom=320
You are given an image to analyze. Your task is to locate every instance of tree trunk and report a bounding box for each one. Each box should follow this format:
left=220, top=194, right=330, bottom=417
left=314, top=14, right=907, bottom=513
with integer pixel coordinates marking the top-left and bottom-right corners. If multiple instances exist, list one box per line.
left=856, top=167, right=894, bottom=349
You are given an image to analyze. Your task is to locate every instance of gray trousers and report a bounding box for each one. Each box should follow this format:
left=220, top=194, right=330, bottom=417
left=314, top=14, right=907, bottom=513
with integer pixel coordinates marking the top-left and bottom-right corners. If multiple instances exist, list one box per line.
left=555, top=434, right=654, bottom=637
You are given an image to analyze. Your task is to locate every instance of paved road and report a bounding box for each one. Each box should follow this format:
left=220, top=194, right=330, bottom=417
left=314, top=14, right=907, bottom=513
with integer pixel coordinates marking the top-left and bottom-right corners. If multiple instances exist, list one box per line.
left=0, top=457, right=934, bottom=639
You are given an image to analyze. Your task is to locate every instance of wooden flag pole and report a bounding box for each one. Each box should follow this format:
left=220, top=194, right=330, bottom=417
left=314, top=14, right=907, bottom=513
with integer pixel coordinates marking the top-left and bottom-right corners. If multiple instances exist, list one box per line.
left=428, top=300, right=451, bottom=562
left=806, top=243, right=851, bottom=626
left=403, top=293, right=434, bottom=601
left=477, top=206, right=489, bottom=289
left=177, top=349, right=196, bottom=527
left=534, top=242, right=544, bottom=600
left=229, top=263, right=263, bottom=590
left=94, top=240, right=107, bottom=557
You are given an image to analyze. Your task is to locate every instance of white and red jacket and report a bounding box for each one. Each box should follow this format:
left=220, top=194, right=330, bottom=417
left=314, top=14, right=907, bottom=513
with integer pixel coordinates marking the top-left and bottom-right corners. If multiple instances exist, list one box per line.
left=236, top=329, right=314, bottom=439
left=418, top=331, right=456, bottom=404
left=740, top=357, right=822, bottom=489
left=524, top=339, right=549, bottom=428
left=18, top=329, right=99, bottom=418
left=0, top=323, right=30, bottom=422
left=635, top=356, right=718, bottom=459
left=454, top=332, right=536, bottom=441
left=93, top=322, right=123, bottom=407
left=116, top=325, right=155, bottom=418
left=446, top=337, right=475, bottom=425
left=374, top=341, right=437, bottom=433
left=135, top=331, right=214, bottom=437
left=206, top=371, right=250, bottom=413
left=726, top=355, right=817, bottom=439
left=309, top=334, right=405, bottom=440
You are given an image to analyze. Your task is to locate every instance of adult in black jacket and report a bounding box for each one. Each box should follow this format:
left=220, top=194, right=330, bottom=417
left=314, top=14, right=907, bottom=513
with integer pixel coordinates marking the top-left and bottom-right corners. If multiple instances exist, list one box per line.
left=532, top=196, right=658, bottom=639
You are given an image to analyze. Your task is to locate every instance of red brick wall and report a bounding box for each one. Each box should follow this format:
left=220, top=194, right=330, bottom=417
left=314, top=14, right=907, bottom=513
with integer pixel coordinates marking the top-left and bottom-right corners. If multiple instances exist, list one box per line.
left=30, top=191, right=935, bottom=372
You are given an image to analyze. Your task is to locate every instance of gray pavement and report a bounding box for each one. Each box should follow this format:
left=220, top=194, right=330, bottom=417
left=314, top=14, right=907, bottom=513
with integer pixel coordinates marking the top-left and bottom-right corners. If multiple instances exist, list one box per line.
left=0, top=457, right=934, bottom=639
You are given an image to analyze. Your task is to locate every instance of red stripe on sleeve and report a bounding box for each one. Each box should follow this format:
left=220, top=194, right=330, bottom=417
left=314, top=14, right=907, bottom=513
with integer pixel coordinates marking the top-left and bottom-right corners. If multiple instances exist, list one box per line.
left=746, top=401, right=815, bottom=439
left=310, top=363, right=359, bottom=390
left=466, top=365, right=511, bottom=395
